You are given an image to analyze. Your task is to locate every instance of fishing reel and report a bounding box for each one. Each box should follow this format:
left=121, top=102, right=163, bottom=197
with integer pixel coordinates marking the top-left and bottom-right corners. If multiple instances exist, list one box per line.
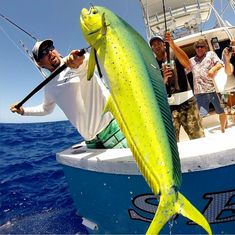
left=162, top=60, right=175, bottom=70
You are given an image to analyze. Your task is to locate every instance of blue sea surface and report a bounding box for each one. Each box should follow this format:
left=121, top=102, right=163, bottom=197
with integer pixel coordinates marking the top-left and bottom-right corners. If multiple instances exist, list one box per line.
left=0, top=121, right=88, bottom=234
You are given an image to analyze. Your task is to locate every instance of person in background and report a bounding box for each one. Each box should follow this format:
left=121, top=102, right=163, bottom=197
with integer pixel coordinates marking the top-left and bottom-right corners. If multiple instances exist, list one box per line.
left=150, top=32, right=205, bottom=142
left=10, top=39, right=127, bottom=149
left=188, top=38, right=227, bottom=133
left=223, top=40, right=235, bottom=122
left=223, top=40, right=235, bottom=76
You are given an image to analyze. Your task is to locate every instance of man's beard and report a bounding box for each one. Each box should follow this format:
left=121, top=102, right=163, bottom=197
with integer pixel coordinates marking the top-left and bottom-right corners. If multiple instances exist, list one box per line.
left=51, top=60, right=60, bottom=69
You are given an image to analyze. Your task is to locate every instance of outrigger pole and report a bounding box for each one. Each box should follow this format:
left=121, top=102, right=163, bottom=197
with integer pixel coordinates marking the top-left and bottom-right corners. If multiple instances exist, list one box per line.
left=0, top=12, right=38, bottom=41
left=0, top=12, right=49, bottom=77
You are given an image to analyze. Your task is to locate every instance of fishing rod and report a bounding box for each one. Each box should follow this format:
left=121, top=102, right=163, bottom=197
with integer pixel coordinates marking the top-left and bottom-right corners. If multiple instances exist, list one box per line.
left=15, top=48, right=88, bottom=109
left=162, top=0, right=174, bottom=97
left=162, top=0, right=170, bottom=64
left=0, top=12, right=89, bottom=109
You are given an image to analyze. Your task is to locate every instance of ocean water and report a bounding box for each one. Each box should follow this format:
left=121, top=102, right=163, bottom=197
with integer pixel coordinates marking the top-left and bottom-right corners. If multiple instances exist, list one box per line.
left=0, top=121, right=88, bottom=234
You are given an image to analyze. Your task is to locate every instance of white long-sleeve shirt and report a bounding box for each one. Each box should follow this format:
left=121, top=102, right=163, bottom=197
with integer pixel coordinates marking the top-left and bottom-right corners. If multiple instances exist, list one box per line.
left=23, top=54, right=113, bottom=141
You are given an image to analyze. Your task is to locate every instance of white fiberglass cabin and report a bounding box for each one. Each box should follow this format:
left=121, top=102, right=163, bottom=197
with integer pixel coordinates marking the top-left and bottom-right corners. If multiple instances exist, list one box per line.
left=56, top=1, right=235, bottom=234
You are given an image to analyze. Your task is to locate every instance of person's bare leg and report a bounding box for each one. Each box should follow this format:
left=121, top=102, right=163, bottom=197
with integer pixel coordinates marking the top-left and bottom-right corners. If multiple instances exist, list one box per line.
left=219, top=113, right=227, bottom=133
left=232, top=114, right=235, bottom=124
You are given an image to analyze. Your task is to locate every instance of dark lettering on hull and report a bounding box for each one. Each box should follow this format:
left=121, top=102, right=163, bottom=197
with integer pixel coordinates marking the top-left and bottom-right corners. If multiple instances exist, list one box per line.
left=129, top=189, right=235, bottom=225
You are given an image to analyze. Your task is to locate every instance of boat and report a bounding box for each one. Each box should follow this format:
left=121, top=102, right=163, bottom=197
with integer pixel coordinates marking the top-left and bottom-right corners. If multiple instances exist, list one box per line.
left=56, top=1, right=235, bottom=234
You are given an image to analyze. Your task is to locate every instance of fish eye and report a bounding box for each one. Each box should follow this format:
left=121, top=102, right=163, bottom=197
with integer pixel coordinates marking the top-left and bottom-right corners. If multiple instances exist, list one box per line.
left=92, top=8, right=98, bottom=14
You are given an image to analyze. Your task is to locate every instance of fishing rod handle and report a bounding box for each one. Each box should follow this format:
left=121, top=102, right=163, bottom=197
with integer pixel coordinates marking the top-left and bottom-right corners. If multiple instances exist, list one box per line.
left=15, top=63, right=67, bottom=109
left=165, top=42, right=170, bottom=63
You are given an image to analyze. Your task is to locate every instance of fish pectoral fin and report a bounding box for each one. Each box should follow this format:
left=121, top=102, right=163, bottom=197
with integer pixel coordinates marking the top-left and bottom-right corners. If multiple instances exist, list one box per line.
left=87, top=47, right=96, bottom=80
left=101, top=13, right=107, bottom=35
left=103, top=95, right=113, bottom=114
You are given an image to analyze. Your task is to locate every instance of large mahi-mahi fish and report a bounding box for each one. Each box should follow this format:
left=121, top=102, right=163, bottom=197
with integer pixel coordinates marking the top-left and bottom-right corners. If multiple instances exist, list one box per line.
left=80, top=6, right=211, bottom=234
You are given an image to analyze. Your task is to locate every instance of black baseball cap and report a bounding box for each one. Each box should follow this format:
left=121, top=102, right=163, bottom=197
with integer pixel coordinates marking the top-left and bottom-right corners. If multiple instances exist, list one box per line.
left=149, top=36, right=164, bottom=46
left=32, top=39, right=54, bottom=61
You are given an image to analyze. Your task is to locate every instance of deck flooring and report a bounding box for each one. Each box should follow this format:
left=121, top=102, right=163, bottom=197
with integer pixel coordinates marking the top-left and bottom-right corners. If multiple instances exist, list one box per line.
left=179, top=113, right=235, bottom=142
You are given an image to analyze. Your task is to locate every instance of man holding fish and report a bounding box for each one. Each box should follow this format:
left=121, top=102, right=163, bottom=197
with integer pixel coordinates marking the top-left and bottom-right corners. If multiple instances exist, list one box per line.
left=10, top=39, right=127, bottom=149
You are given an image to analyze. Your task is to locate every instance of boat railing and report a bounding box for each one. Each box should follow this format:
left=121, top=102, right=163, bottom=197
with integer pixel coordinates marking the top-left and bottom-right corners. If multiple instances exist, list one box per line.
left=140, top=0, right=235, bottom=41
left=208, top=3, right=233, bottom=40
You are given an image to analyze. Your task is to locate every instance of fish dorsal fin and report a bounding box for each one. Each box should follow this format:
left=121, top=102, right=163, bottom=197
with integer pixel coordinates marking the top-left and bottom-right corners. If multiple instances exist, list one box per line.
left=101, top=13, right=107, bottom=35
left=123, top=24, right=182, bottom=188
left=87, top=47, right=96, bottom=80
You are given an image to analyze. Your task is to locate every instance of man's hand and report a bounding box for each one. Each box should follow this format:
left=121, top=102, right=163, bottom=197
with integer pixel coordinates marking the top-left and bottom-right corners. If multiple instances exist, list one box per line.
left=208, top=63, right=223, bottom=78
left=64, top=50, right=85, bottom=69
left=208, top=68, right=216, bottom=78
left=162, top=65, right=173, bottom=84
left=223, top=47, right=231, bottom=62
left=10, top=103, right=24, bottom=115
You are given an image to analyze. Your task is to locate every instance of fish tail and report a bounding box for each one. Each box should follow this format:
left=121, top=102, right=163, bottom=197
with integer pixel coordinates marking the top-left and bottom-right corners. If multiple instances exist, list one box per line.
left=176, top=192, right=212, bottom=234
left=146, top=192, right=212, bottom=235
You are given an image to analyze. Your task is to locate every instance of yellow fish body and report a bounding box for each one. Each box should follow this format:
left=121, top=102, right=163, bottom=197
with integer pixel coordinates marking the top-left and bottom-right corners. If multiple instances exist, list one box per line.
left=80, top=6, right=211, bottom=234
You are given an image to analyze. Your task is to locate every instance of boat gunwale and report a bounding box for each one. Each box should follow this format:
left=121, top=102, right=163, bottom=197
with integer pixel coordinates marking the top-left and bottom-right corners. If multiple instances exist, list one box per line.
left=56, top=129, right=235, bottom=175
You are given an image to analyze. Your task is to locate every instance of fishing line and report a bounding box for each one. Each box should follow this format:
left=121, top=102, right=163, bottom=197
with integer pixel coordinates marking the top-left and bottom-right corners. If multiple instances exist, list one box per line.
left=0, top=24, right=28, bottom=58
left=20, top=40, right=48, bottom=78
left=0, top=23, right=47, bottom=78
left=0, top=12, right=38, bottom=41
left=0, top=12, right=49, bottom=78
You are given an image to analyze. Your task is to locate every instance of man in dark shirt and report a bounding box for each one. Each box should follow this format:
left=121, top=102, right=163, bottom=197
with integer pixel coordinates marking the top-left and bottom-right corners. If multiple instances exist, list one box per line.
left=150, top=32, right=205, bottom=141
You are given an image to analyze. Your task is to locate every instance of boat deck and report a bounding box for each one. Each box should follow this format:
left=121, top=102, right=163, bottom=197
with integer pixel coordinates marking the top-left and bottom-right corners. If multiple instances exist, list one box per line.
left=180, top=112, right=235, bottom=141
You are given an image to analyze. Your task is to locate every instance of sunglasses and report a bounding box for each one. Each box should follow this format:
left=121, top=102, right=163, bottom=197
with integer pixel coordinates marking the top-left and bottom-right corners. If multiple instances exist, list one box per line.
left=196, top=45, right=205, bottom=49
left=38, top=45, right=55, bottom=59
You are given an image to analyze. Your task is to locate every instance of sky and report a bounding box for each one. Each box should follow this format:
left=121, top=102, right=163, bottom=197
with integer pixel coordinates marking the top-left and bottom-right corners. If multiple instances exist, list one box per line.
left=0, top=0, right=146, bottom=123
left=0, top=0, right=235, bottom=123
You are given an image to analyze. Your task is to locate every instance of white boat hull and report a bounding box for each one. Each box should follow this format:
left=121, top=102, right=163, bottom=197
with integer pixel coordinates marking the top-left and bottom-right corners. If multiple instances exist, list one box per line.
left=57, top=124, right=235, bottom=234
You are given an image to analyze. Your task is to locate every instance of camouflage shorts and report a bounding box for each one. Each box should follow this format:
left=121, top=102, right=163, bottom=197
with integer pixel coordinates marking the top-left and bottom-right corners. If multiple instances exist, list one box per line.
left=171, top=98, right=205, bottom=142
left=85, top=119, right=128, bottom=149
